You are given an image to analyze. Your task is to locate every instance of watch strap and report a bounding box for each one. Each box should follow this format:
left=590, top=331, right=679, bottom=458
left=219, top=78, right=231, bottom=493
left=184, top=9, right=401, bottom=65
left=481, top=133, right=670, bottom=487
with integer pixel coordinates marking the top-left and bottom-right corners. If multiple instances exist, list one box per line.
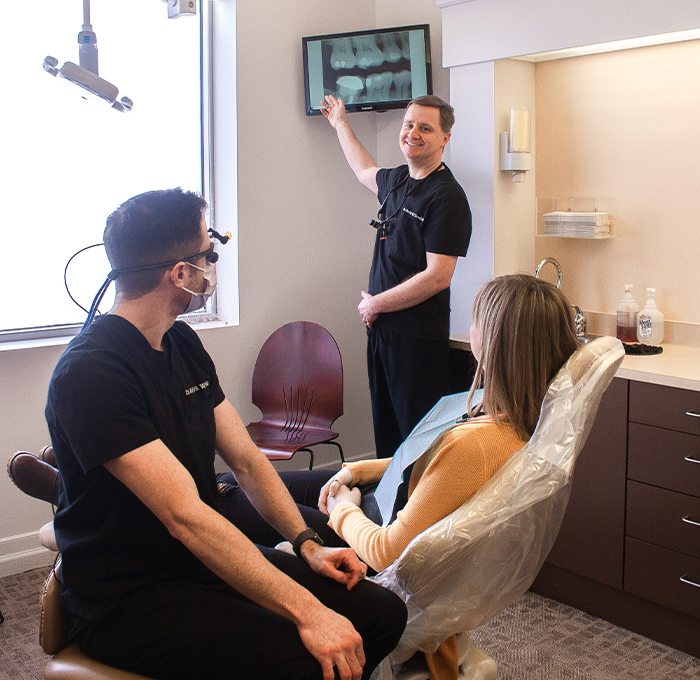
left=292, top=527, right=324, bottom=557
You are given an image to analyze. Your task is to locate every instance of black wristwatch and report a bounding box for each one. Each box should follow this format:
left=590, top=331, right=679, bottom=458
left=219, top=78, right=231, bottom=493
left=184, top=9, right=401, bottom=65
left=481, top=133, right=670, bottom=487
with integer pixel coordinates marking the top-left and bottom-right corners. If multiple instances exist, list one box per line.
left=292, top=527, right=324, bottom=557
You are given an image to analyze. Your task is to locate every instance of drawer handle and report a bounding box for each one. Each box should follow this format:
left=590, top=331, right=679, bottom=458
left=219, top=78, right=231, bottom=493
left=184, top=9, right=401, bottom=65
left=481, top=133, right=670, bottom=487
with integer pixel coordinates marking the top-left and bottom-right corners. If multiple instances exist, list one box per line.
left=681, top=515, right=700, bottom=527
left=684, top=455, right=700, bottom=464
left=685, top=411, right=700, bottom=418
left=679, top=574, right=700, bottom=589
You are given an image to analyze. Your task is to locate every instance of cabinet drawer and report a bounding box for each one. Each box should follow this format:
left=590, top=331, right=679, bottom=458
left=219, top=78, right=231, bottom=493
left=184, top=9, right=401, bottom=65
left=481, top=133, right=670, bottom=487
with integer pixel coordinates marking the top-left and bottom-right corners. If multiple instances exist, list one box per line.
left=627, top=480, right=700, bottom=559
left=625, top=537, right=700, bottom=619
left=628, top=423, right=700, bottom=497
left=629, top=381, right=700, bottom=435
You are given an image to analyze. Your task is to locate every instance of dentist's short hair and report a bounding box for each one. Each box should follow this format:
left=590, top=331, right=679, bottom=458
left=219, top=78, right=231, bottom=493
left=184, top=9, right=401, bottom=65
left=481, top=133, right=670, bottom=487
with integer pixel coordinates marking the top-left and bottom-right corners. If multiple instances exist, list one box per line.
left=407, top=95, right=455, bottom=133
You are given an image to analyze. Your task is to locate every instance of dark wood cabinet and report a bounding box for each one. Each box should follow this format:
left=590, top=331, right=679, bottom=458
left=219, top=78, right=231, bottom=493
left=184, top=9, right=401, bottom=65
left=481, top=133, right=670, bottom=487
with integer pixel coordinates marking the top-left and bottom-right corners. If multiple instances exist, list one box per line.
left=545, top=377, right=627, bottom=588
left=625, top=381, right=700, bottom=625
left=532, top=377, right=700, bottom=658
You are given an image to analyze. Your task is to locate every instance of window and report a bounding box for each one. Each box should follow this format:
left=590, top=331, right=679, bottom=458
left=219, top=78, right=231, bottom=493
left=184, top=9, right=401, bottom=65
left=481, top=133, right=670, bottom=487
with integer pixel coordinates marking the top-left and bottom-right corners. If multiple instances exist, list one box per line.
left=0, top=1, right=207, bottom=339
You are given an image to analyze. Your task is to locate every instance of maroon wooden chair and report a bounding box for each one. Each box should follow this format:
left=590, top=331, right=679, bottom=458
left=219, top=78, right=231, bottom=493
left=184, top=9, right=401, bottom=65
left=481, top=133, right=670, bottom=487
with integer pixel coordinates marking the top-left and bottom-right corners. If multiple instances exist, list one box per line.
left=246, top=321, right=344, bottom=469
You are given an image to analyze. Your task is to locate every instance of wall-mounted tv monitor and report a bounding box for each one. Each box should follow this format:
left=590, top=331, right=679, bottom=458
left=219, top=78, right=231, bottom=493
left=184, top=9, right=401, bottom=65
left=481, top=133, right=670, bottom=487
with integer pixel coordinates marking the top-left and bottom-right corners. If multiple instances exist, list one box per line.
left=302, top=24, right=432, bottom=116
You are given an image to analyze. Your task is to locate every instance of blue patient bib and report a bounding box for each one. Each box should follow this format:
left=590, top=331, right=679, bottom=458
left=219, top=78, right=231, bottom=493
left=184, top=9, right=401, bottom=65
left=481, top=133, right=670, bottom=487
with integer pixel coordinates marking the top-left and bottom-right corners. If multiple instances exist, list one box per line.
left=373, top=389, right=483, bottom=526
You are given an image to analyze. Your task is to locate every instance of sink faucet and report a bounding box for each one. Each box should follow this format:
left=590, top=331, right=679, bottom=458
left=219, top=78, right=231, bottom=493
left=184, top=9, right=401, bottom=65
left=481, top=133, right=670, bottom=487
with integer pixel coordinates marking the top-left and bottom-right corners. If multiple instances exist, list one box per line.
left=571, top=304, right=588, bottom=339
left=534, top=257, right=562, bottom=289
left=534, top=258, right=587, bottom=338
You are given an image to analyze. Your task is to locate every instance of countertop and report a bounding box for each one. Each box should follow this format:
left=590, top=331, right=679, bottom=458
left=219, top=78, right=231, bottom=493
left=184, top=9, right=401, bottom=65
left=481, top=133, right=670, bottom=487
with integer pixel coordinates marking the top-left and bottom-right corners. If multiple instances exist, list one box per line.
left=449, top=334, right=700, bottom=393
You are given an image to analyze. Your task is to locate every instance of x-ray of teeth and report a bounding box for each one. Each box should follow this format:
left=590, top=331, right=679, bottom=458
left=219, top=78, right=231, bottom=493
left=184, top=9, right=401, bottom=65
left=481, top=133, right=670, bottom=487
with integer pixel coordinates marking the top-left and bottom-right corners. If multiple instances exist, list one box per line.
left=352, top=35, right=385, bottom=69
left=392, top=70, right=411, bottom=100
left=365, top=71, right=393, bottom=100
left=379, top=33, right=402, bottom=63
left=336, top=75, right=365, bottom=103
left=330, top=38, right=357, bottom=70
left=396, top=32, right=411, bottom=60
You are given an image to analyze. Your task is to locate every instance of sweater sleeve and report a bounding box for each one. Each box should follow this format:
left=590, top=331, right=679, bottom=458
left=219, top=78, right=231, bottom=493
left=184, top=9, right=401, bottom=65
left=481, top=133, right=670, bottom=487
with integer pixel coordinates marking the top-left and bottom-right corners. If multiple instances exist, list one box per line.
left=330, top=422, right=523, bottom=572
left=343, top=458, right=391, bottom=486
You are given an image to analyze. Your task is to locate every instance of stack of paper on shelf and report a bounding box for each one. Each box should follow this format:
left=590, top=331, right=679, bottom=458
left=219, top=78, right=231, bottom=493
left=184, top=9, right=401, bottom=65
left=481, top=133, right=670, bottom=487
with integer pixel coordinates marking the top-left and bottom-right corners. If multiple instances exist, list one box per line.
left=542, top=211, right=610, bottom=237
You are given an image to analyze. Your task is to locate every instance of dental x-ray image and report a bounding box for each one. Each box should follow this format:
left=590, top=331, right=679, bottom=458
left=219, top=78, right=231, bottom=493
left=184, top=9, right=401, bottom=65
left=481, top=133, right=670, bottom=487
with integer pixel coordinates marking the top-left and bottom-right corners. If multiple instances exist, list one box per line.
left=324, top=32, right=411, bottom=104
left=303, top=25, right=431, bottom=115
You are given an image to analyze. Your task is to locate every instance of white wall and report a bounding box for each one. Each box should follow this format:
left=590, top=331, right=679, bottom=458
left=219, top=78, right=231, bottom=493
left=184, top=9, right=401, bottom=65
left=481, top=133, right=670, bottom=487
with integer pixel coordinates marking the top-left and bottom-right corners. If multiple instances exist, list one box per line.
left=440, top=0, right=700, bottom=67
left=0, top=0, right=445, bottom=576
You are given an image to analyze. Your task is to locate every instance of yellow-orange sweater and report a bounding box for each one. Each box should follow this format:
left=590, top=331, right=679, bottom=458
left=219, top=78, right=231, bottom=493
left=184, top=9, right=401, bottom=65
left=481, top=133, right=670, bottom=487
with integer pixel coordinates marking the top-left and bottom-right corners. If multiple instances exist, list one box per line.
left=329, top=418, right=525, bottom=572
left=328, top=419, right=525, bottom=680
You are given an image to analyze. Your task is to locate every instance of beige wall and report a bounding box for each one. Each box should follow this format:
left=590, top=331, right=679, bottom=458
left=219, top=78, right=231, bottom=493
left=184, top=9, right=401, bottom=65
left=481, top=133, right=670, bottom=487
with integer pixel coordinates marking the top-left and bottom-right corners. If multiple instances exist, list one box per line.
left=534, top=39, right=700, bottom=327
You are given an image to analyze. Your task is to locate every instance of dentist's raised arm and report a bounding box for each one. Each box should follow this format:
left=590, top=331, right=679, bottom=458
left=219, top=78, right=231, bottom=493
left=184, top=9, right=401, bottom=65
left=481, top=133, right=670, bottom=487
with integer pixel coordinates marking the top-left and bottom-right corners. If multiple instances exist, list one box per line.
left=320, top=95, right=379, bottom=194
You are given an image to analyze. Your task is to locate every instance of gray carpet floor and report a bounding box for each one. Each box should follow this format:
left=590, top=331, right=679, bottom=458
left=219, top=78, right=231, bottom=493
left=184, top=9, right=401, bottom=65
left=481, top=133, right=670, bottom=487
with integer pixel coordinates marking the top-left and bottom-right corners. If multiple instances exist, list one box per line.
left=1, top=566, right=698, bottom=679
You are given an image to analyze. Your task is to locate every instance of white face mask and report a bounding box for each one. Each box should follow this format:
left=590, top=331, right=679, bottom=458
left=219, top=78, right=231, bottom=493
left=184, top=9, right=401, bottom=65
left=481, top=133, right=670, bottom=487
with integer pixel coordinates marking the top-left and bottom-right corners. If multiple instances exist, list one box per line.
left=182, top=259, right=217, bottom=313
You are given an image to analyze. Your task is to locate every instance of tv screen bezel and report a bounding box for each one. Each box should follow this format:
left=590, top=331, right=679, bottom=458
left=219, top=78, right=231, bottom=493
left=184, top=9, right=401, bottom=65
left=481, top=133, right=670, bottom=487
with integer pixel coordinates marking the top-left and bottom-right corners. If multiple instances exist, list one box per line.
left=302, top=24, right=433, bottom=116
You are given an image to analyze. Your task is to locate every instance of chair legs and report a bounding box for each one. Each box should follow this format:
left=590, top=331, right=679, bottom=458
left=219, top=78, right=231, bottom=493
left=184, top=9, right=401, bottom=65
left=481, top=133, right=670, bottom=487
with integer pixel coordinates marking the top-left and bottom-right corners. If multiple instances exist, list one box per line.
left=287, top=442, right=344, bottom=470
left=320, top=441, right=345, bottom=464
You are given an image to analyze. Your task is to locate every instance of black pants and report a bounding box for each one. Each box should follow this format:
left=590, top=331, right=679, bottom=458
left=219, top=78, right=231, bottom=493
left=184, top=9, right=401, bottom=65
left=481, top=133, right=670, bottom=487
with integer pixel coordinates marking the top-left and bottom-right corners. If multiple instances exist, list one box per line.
left=217, top=469, right=343, bottom=548
left=367, top=326, right=451, bottom=458
left=70, top=471, right=407, bottom=680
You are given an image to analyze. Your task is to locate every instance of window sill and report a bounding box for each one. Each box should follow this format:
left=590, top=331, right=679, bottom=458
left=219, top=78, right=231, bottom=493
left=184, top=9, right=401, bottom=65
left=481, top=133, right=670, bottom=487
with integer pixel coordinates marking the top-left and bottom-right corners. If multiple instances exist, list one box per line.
left=0, top=318, right=235, bottom=353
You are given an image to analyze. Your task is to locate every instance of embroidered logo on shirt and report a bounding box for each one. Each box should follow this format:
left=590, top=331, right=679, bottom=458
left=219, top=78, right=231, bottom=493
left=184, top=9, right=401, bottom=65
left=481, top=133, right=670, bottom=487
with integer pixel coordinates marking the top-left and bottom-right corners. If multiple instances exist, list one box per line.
left=185, top=380, right=209, bottom=396
left=402, top=207, right=424, bottom=221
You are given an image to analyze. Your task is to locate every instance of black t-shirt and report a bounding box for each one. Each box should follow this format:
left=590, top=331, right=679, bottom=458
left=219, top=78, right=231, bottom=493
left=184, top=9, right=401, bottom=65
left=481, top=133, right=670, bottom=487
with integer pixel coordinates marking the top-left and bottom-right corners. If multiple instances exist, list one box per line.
left=45, top=315, right=225, bottom=620
left=371, top=164, right=471, bottom=339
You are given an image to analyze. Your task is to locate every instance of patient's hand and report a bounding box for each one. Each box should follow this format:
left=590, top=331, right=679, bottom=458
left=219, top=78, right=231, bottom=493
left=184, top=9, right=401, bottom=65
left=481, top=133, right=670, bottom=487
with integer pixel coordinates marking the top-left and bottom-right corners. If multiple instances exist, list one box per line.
left=327, top=485, right=361, bottom=515
left=319, top=468, right=354, bottom=516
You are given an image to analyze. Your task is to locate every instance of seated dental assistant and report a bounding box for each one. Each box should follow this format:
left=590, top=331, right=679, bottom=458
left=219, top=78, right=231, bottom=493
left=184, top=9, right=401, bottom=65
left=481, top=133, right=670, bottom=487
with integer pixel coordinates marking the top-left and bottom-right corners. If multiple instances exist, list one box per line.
left=321, top=93, right=472, bottom=459
left=45, top=188, right=406, bottom=680
left=217, top=274, right=579, bottom=680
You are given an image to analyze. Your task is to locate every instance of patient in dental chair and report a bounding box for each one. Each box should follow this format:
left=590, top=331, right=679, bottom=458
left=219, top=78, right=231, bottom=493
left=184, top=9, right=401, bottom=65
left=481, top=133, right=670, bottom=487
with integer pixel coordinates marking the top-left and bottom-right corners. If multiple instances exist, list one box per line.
left=218, top=274, right=579, bottom=680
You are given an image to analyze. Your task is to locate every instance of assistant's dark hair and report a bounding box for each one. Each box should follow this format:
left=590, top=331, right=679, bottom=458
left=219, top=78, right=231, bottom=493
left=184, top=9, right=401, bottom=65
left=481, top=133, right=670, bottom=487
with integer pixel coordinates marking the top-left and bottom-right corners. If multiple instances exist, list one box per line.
left=103, top=188, right=208, bottom=297
left=408, top=95, right=455, bottom=133
left=467, top=274, right=579, bottom=440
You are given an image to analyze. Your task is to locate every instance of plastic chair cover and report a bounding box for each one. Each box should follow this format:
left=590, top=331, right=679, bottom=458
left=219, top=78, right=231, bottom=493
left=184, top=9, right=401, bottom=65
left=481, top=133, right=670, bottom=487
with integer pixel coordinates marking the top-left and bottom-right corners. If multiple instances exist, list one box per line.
left=372, top=336, right=625, bottom=664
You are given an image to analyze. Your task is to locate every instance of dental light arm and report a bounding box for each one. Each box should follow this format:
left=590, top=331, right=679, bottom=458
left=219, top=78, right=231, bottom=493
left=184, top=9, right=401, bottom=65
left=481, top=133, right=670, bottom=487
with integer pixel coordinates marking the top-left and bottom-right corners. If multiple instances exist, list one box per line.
left=161, top=0, right=197, bottom=19
left=78, top=0, right=98, bottom=74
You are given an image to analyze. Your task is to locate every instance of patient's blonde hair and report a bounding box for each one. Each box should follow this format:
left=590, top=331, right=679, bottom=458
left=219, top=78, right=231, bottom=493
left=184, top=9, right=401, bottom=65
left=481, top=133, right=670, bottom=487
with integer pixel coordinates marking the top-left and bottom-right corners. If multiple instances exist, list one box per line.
left=467, top=274, right=579, bottom=440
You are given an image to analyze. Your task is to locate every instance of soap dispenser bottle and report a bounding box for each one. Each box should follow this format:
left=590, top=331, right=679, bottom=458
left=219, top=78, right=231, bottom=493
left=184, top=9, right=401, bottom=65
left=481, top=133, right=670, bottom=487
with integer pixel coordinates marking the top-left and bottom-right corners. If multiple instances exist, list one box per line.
left=616, top=284, right=639, bottom=342
left=637, top=288, right=664, bottom=344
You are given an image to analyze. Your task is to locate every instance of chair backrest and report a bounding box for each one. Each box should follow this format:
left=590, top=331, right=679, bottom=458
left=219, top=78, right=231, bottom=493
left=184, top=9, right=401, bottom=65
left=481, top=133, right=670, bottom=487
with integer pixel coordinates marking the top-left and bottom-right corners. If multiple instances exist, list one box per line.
left=251, top=321, right=343, bottom=430
left=40, top=561, right=70, bottom=656
left=373, top=336, right=625, bottom=663
left=7, top=449, right=61, bottom=506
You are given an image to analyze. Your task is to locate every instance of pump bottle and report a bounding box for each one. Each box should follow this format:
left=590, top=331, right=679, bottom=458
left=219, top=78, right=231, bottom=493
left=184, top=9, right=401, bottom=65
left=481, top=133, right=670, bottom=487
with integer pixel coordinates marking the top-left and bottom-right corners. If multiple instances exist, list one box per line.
left=637, top=288, right=664, bottom=344
left=616, top=284, right=638, bottom=342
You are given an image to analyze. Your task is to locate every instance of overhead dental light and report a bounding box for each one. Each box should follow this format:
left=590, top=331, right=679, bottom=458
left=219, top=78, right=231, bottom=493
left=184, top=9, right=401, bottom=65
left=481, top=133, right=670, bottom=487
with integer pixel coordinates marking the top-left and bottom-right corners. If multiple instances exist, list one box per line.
left=43, top=0, right=132, bottom=112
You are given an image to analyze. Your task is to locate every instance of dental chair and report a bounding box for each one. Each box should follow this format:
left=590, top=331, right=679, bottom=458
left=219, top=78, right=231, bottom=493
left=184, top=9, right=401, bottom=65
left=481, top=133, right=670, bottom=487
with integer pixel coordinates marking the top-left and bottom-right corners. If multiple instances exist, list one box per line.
left=371, top=336, right=625, bottom=680
left=7, top=449, right=152, bottom=679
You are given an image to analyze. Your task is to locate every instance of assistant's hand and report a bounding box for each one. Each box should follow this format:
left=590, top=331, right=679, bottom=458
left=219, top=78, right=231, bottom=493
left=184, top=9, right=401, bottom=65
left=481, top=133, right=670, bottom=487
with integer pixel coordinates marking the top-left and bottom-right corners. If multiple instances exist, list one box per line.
left=298, top=607, right=366, bottom=680
left=320, top=95, right=347, bottom=129
left=301, top=542, right=367, bottom=590
left=319, top=467, right=354, bottom=516
left=327, top=484, right=361, bottom=516
left=358, top=291, right=379, bottom=328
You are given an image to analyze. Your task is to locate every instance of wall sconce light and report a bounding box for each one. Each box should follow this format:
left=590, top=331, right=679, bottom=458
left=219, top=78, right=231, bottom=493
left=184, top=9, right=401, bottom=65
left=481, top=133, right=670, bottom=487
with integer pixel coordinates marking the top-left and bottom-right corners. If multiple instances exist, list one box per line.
left=500, top=107, right=531, bottom=182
